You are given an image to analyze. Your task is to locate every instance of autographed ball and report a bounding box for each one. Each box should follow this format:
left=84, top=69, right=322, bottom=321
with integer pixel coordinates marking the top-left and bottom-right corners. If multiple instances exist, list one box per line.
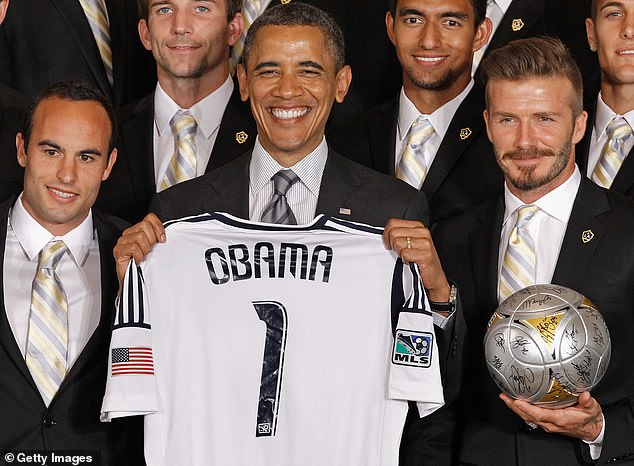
left=483, top=284, right=611, bottom=408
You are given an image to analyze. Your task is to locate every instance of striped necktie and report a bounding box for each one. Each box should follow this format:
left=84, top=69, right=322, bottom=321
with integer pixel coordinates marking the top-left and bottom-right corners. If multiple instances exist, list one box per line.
left=592, top=117, right=633, bottom=188
left=396, top=117, right=435, bottom=189
left=78, top=0, right=113, bottom=87
left=160, top=110, right=198, bottom=191
left=230, top=0, right=262, bottom=71
left=499, top=205, right=539, bottom=301
left=25, top=240, right=69, bottom=406
left=260, top=170, right=299, bottom=224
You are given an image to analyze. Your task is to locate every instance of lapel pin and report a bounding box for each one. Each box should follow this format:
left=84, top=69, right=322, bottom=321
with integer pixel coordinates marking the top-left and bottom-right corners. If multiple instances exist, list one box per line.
left=235, top=131, right=248, bottom=144
left=459, top=127, right=472, bottom=140
left=281, top=0, right=291, bottom=4
left=512, top=18, right=525, bottom=32
left=581, top=230, right=594, bottom=244
left=339, top=208, right=351, bottom=216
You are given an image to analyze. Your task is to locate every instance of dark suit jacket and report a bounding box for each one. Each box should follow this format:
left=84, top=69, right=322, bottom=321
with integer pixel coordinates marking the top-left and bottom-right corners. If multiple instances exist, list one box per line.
left=0, top=0, right=155, bottom=106
left=475, top=0, right=598, bottom=95
left=328, top=86, right=503, bottom=225
left=0, top=197, right=143, bottom=464
left=577, top=97, right=634, bottom=200
left=0, top=84, right=25, bottom=202
left=433, top=176, right=634, bottom=465
left=96, top=84, right=256, bottom=223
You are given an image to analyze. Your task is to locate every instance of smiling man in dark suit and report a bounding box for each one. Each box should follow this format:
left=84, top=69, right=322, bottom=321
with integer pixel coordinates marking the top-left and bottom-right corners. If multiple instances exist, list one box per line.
left=329, top=0, right=503, bottom=226
left=0, top=82, right=142, bottom=463
left=97, top=0, right=257, bottom=223
left=433, top=37, right=634, bottom=465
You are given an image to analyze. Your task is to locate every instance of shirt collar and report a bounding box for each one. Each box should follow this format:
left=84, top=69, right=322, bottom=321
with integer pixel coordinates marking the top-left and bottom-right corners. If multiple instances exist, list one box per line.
left=10, top=194, right=95, bottom=265
left=594, top=92, right=634, bottom=141
left=503, top=165, right=581, bottom=226
left=249, top=136, right=328, bottom=197
left=154, top=76, right=234, bottom=138
left=491, top=0, right=512, bottom=14
left=397, top=79, right=474, bottom=142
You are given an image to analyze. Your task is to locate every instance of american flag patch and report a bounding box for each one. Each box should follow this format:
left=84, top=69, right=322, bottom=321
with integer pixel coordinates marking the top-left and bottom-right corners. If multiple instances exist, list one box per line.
left=111, top=347, right=154, bottom=376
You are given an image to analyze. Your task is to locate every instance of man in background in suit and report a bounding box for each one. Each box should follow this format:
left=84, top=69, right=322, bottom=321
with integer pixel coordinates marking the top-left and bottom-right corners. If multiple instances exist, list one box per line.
left=0, top=0, right=26, bottom=202
left=577, top=0, right=634, bottom=199
left=433, top=37, right=634, bottom=464
left=0, top=0, right=155, bottom=106
left=97, top=0, right=256, bottom=223
left=329, top=0, right=502, bottom=225
left=0, top=82, right=142, bottom=463
left=115, top=5, right=464, bottom=463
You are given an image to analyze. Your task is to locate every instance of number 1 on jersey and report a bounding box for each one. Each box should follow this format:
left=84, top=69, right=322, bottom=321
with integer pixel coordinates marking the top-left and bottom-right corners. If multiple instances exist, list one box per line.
left=253, top=301, right=288, bottom=437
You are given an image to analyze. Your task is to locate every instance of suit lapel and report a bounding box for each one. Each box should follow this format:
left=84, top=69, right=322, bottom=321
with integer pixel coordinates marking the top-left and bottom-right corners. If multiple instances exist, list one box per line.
left=610, top=145, right=634, bottom=194
left=576, top=96, right=597, bottom=176
left=422, top=86, right=486, bottom=196
left=210, top=153, right=251, bottom=218
left=315, top=150, right=366, bottom=220
left=125, top=95, right=157, bottom=197
left=552, top=179, right=609, bottom=290
left=367, top=97, right=398, bottom=176
left=50, top=0, right=111, bottom=99
left=487, top=0, right=546, bottom=52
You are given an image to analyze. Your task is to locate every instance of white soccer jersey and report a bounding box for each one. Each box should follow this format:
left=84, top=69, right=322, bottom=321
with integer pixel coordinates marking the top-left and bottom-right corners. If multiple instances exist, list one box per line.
left=101, top=213, right=444, bottom=466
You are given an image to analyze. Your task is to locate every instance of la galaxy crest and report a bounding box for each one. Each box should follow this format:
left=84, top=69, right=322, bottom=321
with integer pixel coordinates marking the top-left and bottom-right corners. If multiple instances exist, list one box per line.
left=393, top=329, right=433, bottom=368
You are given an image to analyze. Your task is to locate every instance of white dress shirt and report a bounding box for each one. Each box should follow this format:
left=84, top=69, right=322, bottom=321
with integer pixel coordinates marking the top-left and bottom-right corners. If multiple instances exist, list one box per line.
left=4, top=196, right=102, bottom=368
left=395, top=80, right=475, bottom=174
left=249, top=137, right=327, bottom=225
left=472, top=0, right=512, bottom=74
left=497, top=167, right=605, bottom=456
left=587, top=92, right=634, bottom=180
left=153, top=76, right=234, bottom=188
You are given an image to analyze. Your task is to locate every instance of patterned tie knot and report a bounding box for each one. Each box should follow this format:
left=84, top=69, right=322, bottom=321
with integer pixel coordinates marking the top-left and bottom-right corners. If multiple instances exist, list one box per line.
left=39, top=241, right=68, bottom=272
left=607, top=117, right=632, bottom=143
left=516, top=205, right=539, bottom=229
left=408, top=117, right=435, bottom=149
left=170, top=110, right=197, bottom=140
left=272, top=170, right=299, bottom=197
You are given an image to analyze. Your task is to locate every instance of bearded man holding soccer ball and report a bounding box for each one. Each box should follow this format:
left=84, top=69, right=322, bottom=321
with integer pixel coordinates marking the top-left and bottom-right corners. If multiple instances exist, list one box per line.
left=432, top=37, right=634, bottom=464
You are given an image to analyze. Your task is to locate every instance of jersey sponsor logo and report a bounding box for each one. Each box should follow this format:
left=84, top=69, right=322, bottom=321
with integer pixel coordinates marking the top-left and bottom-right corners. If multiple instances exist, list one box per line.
left=205, top=242, right=333, bottom=285
left=111, top=347, right=155, bottom=376
left=392, top=329, right=433, bottom=368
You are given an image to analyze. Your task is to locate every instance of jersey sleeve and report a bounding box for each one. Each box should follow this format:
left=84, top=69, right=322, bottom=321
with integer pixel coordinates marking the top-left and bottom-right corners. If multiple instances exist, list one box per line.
left=388, top=263, right=444, bottom=418
left=101, top=260, right=159, bottom=421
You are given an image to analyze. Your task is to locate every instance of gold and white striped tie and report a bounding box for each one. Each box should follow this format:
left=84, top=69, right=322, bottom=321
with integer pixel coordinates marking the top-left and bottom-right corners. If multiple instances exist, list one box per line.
left=25, top=240, right=69, bottom=406
left=499, top=205, right=539, bottom=301
left=160, top=110, right=198, bottom=191
left=230, top=0, right=262, bottom=71
left=396, top=117, right=435, bottom=189
left=592, top=117, right=632, bottom=188
left=78, top=0, right=113, bottom=88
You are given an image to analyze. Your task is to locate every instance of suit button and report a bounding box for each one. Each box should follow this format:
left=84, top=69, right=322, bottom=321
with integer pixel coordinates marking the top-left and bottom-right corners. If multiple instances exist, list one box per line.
left=42, top=416, right=56, bottom=428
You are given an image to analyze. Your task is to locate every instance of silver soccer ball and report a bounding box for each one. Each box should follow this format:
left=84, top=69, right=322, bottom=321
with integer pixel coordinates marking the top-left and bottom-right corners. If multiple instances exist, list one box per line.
left=484, top=284, right=611, bottom=407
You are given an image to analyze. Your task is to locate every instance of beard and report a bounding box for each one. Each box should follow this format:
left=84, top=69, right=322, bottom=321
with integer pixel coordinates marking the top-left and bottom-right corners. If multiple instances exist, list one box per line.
left=498, top=143, right=572, bottom=192
left=404, top=65, right=460, bottom=91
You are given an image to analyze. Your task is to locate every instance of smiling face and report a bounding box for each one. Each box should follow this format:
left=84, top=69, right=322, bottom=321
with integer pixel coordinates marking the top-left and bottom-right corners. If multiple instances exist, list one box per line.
left=237, top=25, right=351, bottom=167
left=139, top=0, right=242, bottom=90
left=587, top=0, right=634, bottom=96
left=16, top=97, right=117, bottom=236
left=387, top=0, right=490, bottom=107
left=484, top=76, right=587, bottom=202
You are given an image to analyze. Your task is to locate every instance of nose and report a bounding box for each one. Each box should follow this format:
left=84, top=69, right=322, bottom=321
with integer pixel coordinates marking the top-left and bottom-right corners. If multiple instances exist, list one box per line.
left=514, top=120, right=538, bottom=149
left=172, top=8, right=192, bottom=35
left=273, top=71, right=303, bottom=99
left=418, top=22, right=441, bottom=49
left=56, top=155, right=78, bottom=184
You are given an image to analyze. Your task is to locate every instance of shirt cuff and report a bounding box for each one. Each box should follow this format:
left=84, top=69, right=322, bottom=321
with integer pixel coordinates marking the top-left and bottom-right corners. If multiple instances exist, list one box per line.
left=583, top=415, right=605, bottom=460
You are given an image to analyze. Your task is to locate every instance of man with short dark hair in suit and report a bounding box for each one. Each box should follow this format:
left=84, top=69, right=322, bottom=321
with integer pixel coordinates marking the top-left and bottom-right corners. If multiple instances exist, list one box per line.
left=97, top=0, right=257, bottom=223
left=329, top=0, right=503, bottom=226
left=433, top=37, right=634, bottom=464
left=114, top=4, right=464, bottom=463
left=577, top=0, right=634, bottom=199
left=0, top=82, right=142, bottom=463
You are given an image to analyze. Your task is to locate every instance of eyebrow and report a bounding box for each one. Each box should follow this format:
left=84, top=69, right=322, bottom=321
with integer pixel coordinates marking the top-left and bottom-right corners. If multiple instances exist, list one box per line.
left=38, top=140, right=104, bottom=157
left=600, top=1, right=625, bottom=11
left=253, top=60, right=325, bottom=71
left=398, top=8, right=469, bottom=21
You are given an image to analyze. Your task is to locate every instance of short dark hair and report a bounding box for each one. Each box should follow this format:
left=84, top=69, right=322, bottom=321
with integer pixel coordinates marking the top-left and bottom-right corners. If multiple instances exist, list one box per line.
left=22, top=81, right=118, bottom=155
left=241, top=3, right=346, bottom=71
left=480, top=37, right=584, bottom=116
left=389, top=0, right=487, bottom=26
left=137, top=0, right=241, bottom=23
left=591, top=0, right=598, bottom=20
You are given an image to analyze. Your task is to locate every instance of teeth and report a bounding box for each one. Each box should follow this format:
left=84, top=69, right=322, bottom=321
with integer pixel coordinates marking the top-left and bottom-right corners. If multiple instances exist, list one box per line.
left=415, top=56, right=444, bottom=62
left=271, top=108, right=308, bottom=119
left=50, top=188, right=75, bottom=199
left=619, top=50, right=634, bottom=55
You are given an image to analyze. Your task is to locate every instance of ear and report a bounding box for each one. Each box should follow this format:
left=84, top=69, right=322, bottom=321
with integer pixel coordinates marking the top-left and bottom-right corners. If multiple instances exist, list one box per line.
left=386, top=11, right=397, bottom=47
left=473, top=17, right=493, bottom=53
left=0, top=0, right=9, bottom=25
left=237, top=64, right=249, bottom=102
left=572, top=110, right=588, bottom=145
left=138, top=19, right=152, bottom=52
left=586, top=18, right=597, bottom=52
left=101, top=148, right=118, bottom=181
left=16, top=132, right=27, bottom=168
left=483, top=109, right=493, bottom=143
left=227, top=12, right=244, bottom=47
left=334, top=65, right=352, bottom=104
